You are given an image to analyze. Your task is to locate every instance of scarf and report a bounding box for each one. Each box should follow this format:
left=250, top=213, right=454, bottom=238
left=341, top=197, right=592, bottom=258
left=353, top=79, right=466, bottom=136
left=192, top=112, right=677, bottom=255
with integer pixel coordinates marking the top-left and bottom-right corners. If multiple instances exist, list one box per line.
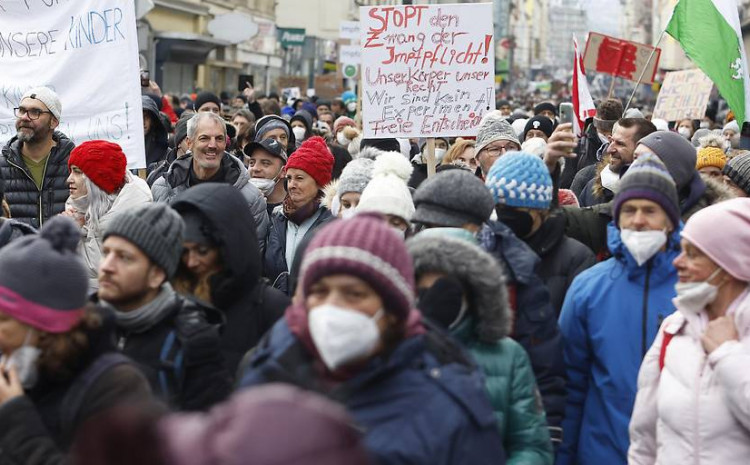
left=104, top=284, right=178, bottom=333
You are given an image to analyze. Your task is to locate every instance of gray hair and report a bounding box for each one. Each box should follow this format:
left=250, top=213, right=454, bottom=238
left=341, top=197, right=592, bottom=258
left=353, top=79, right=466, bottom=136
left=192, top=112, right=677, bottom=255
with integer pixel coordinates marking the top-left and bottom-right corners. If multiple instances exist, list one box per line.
left=187, top=112, right=227, bottom=140
left=83, top=174, right=117, bottom=234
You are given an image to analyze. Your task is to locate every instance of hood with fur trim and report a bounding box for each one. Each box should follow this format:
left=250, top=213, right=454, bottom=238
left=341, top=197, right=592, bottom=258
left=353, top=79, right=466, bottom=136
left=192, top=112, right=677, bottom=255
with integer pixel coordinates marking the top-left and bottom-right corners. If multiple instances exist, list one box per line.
left=406, top=234, right=511, bottom=343
left=682, top=173, right=736, bottom=221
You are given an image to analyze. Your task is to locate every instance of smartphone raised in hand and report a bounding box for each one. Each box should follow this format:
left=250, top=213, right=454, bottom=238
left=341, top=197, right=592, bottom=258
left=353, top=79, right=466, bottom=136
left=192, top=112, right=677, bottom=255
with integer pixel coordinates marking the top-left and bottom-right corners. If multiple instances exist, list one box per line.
left=559, top=102, right=574, bottom=127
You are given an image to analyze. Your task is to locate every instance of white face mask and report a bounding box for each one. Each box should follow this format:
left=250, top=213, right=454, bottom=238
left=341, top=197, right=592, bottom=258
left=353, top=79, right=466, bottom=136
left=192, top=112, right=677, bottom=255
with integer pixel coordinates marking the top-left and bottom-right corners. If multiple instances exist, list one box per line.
left=346, top=102, right=357, bottom=113
left=677, top=127, right=692, bottom=139
left=700, top=121, right=710, bottom=129
left=2, top=329, right=41, bottom=389
left=250, top=177, right=277, bottom=197
left=308, top=304, right=384, bottom=371
left=600, top=164, right=621, bottom=193
left=620, top=229, right=667, bottom=266
left=434, top=148, right=447, bottom=163
left=340, top=207, right=356, bottom=220
left=292, top=127, right=307, bottom=141
left=336, top=131, right=350, bottom=146
left=673, top=267, right=723, bottom=314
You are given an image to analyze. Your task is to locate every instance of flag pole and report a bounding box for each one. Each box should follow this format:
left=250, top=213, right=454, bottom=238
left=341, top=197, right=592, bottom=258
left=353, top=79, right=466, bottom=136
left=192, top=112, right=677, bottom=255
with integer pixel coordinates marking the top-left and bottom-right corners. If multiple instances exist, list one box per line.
left=624, top=29, right=666, bottom=113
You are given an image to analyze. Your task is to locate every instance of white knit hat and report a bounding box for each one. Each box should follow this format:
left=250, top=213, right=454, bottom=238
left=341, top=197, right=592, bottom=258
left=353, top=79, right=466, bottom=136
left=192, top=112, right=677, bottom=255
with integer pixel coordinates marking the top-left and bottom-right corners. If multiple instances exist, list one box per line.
left=22, top=87, right=62, bottom=121
left=357, top=151, right=415, bottom=222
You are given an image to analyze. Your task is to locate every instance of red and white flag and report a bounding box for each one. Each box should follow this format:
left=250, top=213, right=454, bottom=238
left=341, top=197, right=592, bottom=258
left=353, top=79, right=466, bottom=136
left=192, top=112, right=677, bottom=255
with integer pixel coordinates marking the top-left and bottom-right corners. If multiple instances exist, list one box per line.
left=572, top=37, right=596, bottom=137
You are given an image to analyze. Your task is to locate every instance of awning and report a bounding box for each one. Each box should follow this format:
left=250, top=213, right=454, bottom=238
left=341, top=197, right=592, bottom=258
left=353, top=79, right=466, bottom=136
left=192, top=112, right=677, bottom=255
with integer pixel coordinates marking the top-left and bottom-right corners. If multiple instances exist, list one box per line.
left=155, top=32, right=230, bottom=64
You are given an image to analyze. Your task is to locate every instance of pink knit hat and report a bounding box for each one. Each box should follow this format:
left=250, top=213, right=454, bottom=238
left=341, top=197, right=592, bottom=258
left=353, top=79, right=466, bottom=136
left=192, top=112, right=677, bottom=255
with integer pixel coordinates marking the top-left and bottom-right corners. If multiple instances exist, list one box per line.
left=681, top=198, right=750, bottom=281
left=299, top=213, right=415, bottom=319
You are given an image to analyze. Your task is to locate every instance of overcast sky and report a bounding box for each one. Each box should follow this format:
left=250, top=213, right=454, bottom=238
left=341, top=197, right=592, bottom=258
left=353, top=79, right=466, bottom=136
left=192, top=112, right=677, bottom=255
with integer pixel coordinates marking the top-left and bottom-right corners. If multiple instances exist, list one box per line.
left=580, top=0, right=621, bottom=37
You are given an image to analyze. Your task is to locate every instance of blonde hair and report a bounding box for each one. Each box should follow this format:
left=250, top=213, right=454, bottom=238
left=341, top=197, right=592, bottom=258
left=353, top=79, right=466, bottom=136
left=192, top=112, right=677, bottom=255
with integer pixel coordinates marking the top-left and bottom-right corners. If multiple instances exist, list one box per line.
left=441, top=138, right=476, bottom=166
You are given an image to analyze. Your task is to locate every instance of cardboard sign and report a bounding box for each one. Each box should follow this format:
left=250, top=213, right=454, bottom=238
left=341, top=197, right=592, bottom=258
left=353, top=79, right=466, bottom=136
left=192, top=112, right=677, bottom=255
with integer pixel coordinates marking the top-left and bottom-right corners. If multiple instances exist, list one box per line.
left=314, top=74, right=344, bottom=100
left=652, top=69, right=714, bottom=122
left=276, top=76, right=307, bottom=94
left=360, top=4, right=495, bottom=138
left=0, top=0, right=146, bottom=168
left=584, top=32, right=661, bottom=84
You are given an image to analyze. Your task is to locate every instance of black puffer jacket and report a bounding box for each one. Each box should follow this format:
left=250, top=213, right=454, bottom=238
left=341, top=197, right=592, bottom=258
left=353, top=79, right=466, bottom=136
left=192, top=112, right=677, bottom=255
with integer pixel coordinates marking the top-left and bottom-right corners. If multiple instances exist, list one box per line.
left=171, top=183, right=289, bottom=376
left=524, top=212, right=596, bottom=316
left=0, top=132, right=74, bottom=228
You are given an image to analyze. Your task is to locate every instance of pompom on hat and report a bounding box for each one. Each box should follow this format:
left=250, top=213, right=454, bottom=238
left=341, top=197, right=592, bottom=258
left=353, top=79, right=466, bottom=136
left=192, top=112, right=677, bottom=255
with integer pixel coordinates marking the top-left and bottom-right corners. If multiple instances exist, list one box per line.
left=285, top=136, right=335, bottom=188
left=356, top=151, right=414, bottom=222
left=68, top=140, right=127, bottom=194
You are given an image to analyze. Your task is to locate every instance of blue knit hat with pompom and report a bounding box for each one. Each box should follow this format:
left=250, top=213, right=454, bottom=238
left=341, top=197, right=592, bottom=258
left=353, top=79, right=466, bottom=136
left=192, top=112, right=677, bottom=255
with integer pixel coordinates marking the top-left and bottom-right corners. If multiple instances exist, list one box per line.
left=485, top=151, right=553, bottom=209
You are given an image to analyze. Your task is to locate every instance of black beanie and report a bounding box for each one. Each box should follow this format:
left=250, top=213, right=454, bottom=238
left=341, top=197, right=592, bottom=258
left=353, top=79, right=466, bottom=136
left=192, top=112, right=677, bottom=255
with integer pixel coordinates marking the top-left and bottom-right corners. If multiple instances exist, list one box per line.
left=360, top=138, right=401, bottom=153
left=194, top=91, right=221, bottom=112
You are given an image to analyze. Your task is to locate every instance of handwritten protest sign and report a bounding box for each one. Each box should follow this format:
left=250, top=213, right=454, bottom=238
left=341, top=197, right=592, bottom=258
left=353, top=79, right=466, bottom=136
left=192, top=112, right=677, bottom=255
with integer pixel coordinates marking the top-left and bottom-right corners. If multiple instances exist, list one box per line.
left=360, top=4, right=495, bottom=138
left=0, top=0, right=146, bottom=168
left=652, top=69, right=714, bottom=122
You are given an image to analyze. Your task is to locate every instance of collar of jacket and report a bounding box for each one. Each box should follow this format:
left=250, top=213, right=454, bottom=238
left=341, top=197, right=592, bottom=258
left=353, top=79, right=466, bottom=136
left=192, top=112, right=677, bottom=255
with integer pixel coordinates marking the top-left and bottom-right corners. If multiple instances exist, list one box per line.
left=6, top=131, right=73, bottom=164
left=525, top=211, right=566, bottom=257
left=479, top=220, right=539, bottom=285
left=166, top=152, right=243, bottom=188
left=606, top=221, right=683, bottom=281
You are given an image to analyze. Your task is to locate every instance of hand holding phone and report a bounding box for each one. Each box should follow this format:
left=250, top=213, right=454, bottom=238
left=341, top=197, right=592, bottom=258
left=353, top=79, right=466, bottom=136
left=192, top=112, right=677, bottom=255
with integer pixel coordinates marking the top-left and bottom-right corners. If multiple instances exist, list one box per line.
left=558, top=102, right=574, bottom=127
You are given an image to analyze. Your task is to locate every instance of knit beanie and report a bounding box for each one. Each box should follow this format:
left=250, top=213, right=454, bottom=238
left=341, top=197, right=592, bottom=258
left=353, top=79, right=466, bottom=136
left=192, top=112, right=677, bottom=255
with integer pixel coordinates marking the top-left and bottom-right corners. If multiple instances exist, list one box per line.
left=255, top=115, right=294, bottom=147
left=360, top=138, right=401, bottom=153
left=638, top=130, right=697, bottom=191
left=476, top=113, right=521, bottom=154
left=613, top=152, right=680, bottom=229
left=696, top=146, right=727, bottom=171
left=533, top=101, right=557, bottom=117
left=341, top=91, right=357, bottom=105
left=724, top=120, right=740, bottom=135
left=173, top=117, right=189, bottom=149
left=337, top=158, right=374, bottom=198
left=104, top=203, right=184, bottom=279
left=681, top=198, right=750, bottom=281
left=333, top=116, right=356, bottom=135
left=0, top=216, right=88, bottom=333
left=557, top=188, right=580, bottom=207
left=691, top=128, right=712, bottom=147
left=485, top=151, right=553, bottom=209
left=357, top=152, right=414, bottom=222
left=523, top=115, right=554, bottom=140
left=412, top=169, right=494, bottom=227
left=194, top=91, right=221, bottom=112
left=300, top=213, right=415, bottom=319
left=68, top=140, right=127, bottom=194
left=286, top=136, right=335, bottom=188
left=22, top=86, right=62, bottom=121
left=723, top=152, right=750, bottom=195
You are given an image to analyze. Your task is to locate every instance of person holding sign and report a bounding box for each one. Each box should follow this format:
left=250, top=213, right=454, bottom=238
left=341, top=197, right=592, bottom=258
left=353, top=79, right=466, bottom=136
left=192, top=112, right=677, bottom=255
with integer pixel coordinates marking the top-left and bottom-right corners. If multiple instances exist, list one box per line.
left=0, top=87, right=75, bottom=229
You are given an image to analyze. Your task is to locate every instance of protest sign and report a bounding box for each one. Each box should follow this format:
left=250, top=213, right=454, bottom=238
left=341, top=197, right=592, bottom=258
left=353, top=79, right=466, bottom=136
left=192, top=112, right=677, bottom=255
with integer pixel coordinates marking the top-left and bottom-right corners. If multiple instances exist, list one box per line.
left=0, top=0, right=146, bottom=168
left=583, top=32, right=661, bottom=84
left=314, top=74, right=344, bottom=100
left=652, top=68, right=714, bottom=122
left=360, top=4, right=495, bottom=138
left=277, top=76, right=307, bottom=95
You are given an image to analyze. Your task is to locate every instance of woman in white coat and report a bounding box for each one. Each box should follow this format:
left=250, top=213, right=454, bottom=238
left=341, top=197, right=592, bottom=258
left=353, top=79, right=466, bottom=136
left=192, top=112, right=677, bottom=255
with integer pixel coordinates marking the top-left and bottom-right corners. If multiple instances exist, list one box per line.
left=63, top=140, right=152, bottom=289
left=629, top=197, right=750, bottom=465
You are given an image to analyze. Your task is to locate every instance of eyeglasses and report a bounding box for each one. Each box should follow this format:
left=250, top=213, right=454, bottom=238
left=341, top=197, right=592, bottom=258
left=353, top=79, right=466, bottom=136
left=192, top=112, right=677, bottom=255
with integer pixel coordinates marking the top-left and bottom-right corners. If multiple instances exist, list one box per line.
left=480, top=143, right=516, bottom=158
left=14, top=107, right=52, bottom=120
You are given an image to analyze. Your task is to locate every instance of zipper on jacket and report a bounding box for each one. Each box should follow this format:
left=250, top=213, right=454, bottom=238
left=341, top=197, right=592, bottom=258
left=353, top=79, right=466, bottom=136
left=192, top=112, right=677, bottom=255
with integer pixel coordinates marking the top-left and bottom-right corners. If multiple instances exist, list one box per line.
left=6, top=151, right=51, bottom=227
left=641, top=262, right=653, bottom=358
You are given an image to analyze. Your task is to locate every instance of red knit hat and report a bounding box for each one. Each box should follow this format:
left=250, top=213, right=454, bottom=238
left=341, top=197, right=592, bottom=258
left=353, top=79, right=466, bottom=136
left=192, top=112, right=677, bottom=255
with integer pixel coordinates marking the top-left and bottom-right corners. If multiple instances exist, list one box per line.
left=68, top=140, right=127, bottom=194
left=285, top=136, right=334, bottom=188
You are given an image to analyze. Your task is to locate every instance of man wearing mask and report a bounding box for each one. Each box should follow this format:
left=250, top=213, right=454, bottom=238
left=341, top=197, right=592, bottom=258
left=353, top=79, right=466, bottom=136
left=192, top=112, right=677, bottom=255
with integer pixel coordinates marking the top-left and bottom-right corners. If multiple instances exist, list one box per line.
left=578, top=118, right=657, bottom=207
left=341, top=91, right=357, bottom=117
left=557, top=153, right=682, bottom=465
left=1, top=87, right=74, bottom=228
left=244, top=138, right=287, bottom=215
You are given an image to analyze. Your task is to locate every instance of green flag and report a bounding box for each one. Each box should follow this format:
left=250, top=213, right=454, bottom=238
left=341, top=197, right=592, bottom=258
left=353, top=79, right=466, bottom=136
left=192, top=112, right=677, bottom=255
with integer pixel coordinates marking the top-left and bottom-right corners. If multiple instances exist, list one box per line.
left=667, top=0, right=750, bottom=124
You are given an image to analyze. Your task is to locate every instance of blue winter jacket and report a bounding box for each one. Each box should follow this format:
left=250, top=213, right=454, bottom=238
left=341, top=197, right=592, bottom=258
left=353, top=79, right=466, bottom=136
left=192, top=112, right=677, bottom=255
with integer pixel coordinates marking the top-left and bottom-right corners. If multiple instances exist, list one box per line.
left=556, top=223, right=681, bottom=465
left=479, top=220, right=566, bottom=445
left=239, top=318, right=507, bottom=465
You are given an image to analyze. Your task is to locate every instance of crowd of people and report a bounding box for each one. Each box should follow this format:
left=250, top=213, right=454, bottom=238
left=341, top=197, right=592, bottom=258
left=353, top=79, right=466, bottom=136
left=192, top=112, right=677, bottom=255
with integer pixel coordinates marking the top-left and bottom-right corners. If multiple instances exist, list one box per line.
left=0, top=82, right=748, bottom=465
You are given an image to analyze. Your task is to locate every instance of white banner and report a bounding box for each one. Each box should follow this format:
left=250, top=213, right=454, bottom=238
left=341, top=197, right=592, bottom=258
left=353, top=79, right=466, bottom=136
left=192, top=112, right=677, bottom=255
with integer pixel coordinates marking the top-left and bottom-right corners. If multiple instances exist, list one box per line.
left=0, top=0, right=146, bottom=168
left=360, top=3, right=495, bottom=138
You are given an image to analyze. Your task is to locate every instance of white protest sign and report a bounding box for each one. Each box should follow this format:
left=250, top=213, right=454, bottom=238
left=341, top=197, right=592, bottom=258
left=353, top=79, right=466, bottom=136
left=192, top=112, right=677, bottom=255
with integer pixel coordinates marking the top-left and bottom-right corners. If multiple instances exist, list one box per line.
left=340, top=21, right=360, bottom=40
left=339, top=44, right=361, bottom=64
left=0, top=0, right=146, bottom=169
left=652, top=68, right=714, bottom=122
left=360, top=3, right=495, bottom=138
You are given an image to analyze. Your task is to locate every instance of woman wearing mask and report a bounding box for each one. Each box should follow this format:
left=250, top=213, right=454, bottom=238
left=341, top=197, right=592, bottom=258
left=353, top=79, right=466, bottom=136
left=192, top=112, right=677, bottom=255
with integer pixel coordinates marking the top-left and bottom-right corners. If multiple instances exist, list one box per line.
left=333, top=116, right=357, bottom=148
left=676, top=119, right=696, bottom=140
left=0, top=217, right=152, bottom=461
left=408, top=233, right=554, bottom=464
left=264, top=137, right=334, bottom=295
left=629, top=198, right=750, bottom=464
left=341, top=91, right=358, bottom=118
left=290, top=110, right=314, bottom=144
left=240, top=214, right=507, bottom=464
left=63, top=140, right=153, bottom=289
left=244, top=138, right=288, bottom=216
left=356, top=151, right=415, bottom=237
left=322, top=158, right=374, bottom=219
left=723, top=120, right=740, bottom=152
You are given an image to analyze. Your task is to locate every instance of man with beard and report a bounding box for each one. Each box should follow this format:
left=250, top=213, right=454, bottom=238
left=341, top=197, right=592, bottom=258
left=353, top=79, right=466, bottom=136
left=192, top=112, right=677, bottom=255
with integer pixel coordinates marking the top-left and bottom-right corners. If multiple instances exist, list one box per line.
left=0, top=87, right=75, bottom=227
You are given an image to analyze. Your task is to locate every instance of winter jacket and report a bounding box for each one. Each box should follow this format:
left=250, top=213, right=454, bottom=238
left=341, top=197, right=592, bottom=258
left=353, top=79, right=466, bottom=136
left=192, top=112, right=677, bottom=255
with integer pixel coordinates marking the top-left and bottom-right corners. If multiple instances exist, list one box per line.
left=171, top=184, right=289, bottom=375
left=578, top=169, right=614, bottom=208
left=239, top=312, right=508, bottom=465
left=151, top=152, right=269, bottom=252
left=479, top=220, right=566, bottom=445
left=0, top=312, right=152, bottom=464
left=263, top=205, right=333, bottom=295
left=570, top=164, right=597, bottom=199
left=142, top=95, right=170, bottom=167
left=556, top=223, right=682, bottom=465
left=0, top=131, right=74, bottom=228
left=628, top=287, right=750, bottom=465
left=524, top=212, right=596, bottom=316
left=103, top=293, right=233, bottom=411
left=561, top=202, right=613, bottom=259
left=75, top=172, right=153, bottom=289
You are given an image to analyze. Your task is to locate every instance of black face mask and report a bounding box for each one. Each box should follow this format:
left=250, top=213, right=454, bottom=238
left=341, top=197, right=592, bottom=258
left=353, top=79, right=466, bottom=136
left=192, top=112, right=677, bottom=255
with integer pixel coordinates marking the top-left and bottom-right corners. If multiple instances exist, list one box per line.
left=417, top=277, right=467, bottom=330
left=496, top=207, right=534, bottom=238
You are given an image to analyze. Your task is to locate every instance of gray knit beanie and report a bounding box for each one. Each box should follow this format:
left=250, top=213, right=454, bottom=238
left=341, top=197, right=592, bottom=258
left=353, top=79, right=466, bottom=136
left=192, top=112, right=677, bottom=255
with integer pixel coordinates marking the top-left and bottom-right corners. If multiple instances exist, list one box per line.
left=104, top=203, right=184, bottom=278
left=337, top=158, right=374, bottom=198
left=0, top=216, right=88, bottom=333
left=412, top=169, right=494, bottom=227
left=723, top=152, right=750, bottom=195
left=638, top=130, right=697, bottom=191
left=614, top=153, right=680, bottom=228
left=475, top=113, right=521, bottom=154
